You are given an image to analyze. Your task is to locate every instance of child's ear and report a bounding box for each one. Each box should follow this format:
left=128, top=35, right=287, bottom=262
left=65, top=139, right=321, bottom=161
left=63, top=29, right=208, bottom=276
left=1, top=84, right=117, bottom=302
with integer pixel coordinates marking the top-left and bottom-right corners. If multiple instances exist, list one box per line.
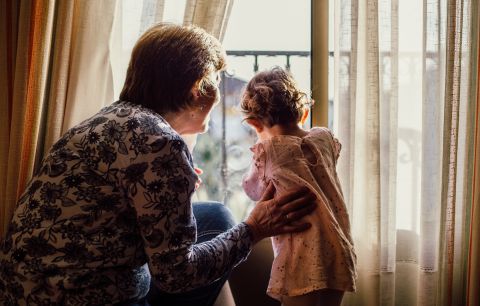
left=300, top=108, right=310, bottom=125
left=246, top=118, right=264, bottom=133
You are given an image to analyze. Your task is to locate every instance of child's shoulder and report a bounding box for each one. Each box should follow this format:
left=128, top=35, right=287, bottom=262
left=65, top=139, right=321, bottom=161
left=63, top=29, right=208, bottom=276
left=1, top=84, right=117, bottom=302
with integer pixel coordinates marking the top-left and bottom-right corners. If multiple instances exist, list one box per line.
left=251, top=137, right=295, bottom=158
left=308, top=126, right=332, bottom=135
left=308, top=127, right=342, bottom=158
left=308, top=126, right=339, bottom=141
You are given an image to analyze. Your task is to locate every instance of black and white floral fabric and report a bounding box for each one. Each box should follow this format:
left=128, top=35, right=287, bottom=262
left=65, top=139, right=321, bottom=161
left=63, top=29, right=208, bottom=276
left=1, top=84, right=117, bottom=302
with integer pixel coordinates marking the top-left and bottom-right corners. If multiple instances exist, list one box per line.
left=0, top=101, right=253, bottom=306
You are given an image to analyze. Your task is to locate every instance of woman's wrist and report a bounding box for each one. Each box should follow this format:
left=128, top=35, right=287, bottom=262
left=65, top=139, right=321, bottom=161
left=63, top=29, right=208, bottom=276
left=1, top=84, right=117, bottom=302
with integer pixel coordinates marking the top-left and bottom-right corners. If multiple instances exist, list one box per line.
left=242, top=220, right=261, bottom=244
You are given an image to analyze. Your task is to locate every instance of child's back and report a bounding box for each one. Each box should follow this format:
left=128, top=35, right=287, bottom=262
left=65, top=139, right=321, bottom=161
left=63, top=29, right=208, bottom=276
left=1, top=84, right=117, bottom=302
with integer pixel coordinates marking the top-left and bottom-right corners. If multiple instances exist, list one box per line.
left=240, top=67, right=357, bottom=306
left=242, top=127, right=356, bottom=300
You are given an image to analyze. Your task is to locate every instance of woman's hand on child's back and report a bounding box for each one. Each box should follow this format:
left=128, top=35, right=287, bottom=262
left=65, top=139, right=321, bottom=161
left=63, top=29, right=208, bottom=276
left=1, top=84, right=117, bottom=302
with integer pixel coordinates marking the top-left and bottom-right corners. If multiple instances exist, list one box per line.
left=244, top=183, right=316, bottom=243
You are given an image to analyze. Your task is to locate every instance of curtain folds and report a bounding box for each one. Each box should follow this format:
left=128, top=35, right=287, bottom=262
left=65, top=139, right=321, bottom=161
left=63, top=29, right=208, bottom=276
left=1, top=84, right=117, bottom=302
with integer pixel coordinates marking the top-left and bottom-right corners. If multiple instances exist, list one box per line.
left=438, top=1, right=473, bottom=304
left=467, top=3, right=480, bottom=305
left=0, top=0, right=57, bottom=238
left=0, top=0, right=118, bottom=238
left=184, top=0, right=234, bottom=41
left=334, top=0, right=478, bottom=305
left=39, top=0, right=75, bottom=159
left=60, top=0, right=116, bottom=133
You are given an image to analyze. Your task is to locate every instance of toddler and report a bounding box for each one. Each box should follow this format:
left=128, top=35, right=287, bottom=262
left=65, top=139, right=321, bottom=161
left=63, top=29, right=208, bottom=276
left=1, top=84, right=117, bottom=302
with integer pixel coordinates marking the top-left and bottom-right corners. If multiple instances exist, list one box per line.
left=240, top=67, right=357, bottom=306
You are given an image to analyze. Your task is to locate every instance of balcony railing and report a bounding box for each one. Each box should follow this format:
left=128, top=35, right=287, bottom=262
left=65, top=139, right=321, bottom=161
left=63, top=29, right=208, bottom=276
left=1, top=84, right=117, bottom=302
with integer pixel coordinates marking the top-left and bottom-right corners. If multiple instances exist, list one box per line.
left=194, top=50, right=429, bottom=221
left=226, top=50, right=311, bottom=72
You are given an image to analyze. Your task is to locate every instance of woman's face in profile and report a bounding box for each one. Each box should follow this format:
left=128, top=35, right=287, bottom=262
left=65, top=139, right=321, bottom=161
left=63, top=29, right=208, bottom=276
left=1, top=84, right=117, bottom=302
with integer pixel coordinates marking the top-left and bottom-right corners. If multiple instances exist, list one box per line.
left=187, top=71, right=221, bottom=134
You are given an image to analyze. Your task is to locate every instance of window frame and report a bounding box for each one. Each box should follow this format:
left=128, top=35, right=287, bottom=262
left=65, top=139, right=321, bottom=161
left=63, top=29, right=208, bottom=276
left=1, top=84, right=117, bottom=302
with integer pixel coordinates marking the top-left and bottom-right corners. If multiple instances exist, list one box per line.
left=310, top=0, right=329, bottom=127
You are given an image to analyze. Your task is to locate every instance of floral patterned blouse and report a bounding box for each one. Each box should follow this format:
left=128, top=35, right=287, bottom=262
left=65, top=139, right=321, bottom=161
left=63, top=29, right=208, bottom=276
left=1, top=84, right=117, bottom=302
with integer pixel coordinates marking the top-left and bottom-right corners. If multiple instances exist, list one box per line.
left=0, top=101, right=253, bottom=306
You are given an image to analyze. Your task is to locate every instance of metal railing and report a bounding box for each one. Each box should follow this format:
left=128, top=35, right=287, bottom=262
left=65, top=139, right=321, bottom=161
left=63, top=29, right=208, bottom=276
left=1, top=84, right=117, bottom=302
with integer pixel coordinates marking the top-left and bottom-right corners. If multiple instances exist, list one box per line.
left=226, top=50, right=311, bottom=72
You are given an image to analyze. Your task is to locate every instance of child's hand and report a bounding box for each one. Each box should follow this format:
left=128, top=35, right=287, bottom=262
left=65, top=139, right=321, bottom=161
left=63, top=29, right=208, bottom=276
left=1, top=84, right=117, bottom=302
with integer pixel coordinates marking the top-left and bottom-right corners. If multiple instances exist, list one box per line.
left=194, top=167, right=203, bottom=189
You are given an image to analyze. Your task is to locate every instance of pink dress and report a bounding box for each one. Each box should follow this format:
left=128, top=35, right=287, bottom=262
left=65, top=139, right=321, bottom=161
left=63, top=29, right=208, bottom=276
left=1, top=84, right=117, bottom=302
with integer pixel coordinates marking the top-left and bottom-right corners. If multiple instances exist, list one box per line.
left=242, top=127, right=357, bottom=299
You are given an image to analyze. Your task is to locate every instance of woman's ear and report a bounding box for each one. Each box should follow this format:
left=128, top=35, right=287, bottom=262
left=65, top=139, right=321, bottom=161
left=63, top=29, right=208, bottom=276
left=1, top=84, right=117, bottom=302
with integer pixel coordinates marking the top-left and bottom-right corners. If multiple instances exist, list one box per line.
left=190, top=80, right=201, bottom=100
left=246, top=118, right=264, bottom=133
left=300, top=107, right=310, bottom=125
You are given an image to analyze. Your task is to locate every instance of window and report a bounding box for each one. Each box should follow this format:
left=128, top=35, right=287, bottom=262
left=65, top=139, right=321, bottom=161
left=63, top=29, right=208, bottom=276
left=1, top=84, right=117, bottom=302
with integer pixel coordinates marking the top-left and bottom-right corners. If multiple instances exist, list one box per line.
left=193, top=0, right=311, bottom=221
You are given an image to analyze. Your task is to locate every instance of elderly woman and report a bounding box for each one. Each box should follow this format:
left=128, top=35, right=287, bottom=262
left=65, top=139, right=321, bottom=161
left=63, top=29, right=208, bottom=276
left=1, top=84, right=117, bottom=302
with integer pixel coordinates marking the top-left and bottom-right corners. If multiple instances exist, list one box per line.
left=0, top=24, right=316, bottom=306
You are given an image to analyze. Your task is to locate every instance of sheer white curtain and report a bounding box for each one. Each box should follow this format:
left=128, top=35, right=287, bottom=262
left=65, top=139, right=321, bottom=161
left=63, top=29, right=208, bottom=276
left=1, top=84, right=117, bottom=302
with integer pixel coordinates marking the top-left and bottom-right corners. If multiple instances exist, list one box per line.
left=333, top=0, right=476, bottom=305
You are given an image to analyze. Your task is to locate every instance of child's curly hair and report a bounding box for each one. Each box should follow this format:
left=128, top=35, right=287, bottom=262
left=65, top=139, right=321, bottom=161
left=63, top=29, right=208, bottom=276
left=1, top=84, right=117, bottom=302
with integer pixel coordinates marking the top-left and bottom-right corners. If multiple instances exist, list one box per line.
left=241, top=67, right=312, bottom=127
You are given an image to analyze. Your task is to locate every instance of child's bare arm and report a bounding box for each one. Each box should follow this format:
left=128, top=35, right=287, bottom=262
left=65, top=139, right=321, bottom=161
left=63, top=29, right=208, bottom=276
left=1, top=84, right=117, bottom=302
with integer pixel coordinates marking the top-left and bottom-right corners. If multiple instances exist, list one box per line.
left=242, top=144, right=267, bottom=201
